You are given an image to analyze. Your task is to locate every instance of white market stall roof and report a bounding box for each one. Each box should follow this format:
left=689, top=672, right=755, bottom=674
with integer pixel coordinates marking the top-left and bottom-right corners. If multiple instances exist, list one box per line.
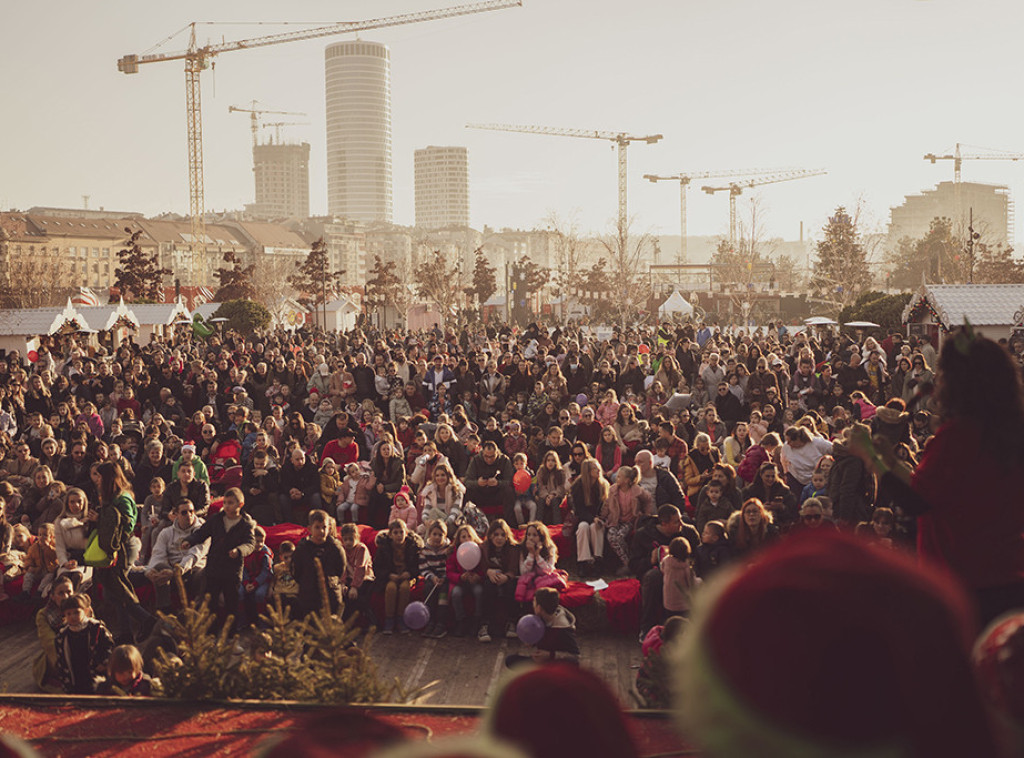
left=0, top=300, right=87, bottom=336
left=77, top=298, right=140, bottom=331
left=192, top=302, right=223, bottom=321
left=325, top=296, right=360, bottom=313
left=658, top=290, right=694, bottom=317
left=127, top=299, right=191, bottom=327
left=901, top=284, right=1024, bottom=329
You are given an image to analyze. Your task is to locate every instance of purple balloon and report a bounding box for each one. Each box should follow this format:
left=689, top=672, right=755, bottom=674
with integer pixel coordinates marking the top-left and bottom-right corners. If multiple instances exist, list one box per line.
left=403, top=601, right=430, bottom=631
left=575, top=393, right=588, bottom=405
left=517, top=614, right=546, bottom=646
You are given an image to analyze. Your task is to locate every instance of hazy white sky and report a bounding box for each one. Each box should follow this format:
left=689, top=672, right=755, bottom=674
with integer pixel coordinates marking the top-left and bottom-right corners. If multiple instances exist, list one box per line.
left=4, top=0, right=1024, bottom=245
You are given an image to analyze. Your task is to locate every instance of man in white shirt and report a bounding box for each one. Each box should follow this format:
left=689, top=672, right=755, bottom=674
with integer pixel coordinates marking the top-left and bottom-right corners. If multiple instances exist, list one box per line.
left=146, top=498, right=208, bottom=609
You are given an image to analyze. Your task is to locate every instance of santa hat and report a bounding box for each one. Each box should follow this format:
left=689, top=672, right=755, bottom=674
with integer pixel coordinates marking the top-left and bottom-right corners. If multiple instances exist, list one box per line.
left=486, top=663, right=639, bottom=758
left=673, top=531, right=995, bottom=758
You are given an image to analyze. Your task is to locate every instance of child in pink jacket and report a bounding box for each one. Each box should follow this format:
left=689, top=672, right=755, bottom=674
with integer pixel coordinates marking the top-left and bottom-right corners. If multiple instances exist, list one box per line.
left=388, top=486, right=419, bottom=532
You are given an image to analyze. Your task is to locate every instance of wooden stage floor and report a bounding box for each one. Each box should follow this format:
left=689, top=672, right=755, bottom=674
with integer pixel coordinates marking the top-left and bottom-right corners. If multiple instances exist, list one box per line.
left=0, top=620, right=645, bottom=709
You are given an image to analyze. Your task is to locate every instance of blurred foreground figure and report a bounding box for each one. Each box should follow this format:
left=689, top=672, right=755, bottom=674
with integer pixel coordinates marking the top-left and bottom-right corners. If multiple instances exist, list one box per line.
left=974, top=612, right=1024, bottom=758
left=674, top=532, right=996, bottom=758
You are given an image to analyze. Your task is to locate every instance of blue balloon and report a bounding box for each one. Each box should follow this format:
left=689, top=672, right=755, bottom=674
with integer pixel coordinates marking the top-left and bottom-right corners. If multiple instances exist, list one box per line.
left=403, top=601, right=430, bottom=631
left=517, top=614, right=546, bottom=646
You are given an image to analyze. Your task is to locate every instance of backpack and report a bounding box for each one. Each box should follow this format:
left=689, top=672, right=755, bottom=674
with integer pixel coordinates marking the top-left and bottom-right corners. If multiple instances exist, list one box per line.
left=461, top=502, right=489, bottom=538
left=114, top=494, right=138, bottom=535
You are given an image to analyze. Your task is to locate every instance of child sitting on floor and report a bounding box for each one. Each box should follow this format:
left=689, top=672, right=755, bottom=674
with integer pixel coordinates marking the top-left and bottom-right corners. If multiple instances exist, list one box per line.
left=55, top=593, right=114, bottom=695
left=505, top=586, right=579, bottom=668
left=97, top=644, right=155, bottom=696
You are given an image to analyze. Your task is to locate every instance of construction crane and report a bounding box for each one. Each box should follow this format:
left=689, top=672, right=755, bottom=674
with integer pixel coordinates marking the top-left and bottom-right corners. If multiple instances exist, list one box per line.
left=924, top=142, right=1024, bottom=183
left=117, top=0, right=522, bottom=285
left=467, top=123, right=662, bottom=232
left=229, top=103, right=307, bottom=148
left=262, top=122, right=310, bottom=145
left=702, top=169, right=827, bottom=244
left=643, top=169, right=782, bottom=266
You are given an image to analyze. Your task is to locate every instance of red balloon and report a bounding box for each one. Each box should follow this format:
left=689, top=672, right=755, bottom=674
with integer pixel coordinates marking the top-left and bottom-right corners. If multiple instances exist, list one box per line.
left=27, top=351, right=38, bottom=363
left=513, top=469, right=532, bottom=494
left=637, top=344, right=650, bottom=354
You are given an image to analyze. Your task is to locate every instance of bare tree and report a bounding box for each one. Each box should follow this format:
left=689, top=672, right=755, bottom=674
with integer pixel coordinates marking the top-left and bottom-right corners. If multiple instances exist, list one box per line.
left=0, top=240, right=74, bottom=309
left=251, top=256, right=295, bottom=311
left=709, top=197, right=778, bottom=323
left=600, top=216, right=656, bottom=328
left=545, top=211, right=588, bottom=315
left=413, top=249, right=463, bottom=329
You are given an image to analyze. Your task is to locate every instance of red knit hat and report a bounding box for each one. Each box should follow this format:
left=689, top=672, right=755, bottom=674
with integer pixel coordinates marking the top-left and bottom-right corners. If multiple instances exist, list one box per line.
left=487, top=664, right=639, bottom=758
left=674, top=531, right=995, bottom=757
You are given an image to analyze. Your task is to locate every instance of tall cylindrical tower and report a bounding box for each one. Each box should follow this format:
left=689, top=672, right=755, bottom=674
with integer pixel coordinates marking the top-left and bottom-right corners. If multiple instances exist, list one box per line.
left=325, top=40, right=392, bottom=224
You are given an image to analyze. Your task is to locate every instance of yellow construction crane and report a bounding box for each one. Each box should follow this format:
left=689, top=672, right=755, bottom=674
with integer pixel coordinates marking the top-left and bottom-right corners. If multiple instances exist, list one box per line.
left=229, top=103, right=307, bottom=148
left=467, top=123, right=662, bottom=232
left=643, top=169, right=782, bottom=266
left=117, top=0, right=522, bottom=285
left=701, top=169, right=827, bottom=244
left=924, top=142, right=1024, bottom=183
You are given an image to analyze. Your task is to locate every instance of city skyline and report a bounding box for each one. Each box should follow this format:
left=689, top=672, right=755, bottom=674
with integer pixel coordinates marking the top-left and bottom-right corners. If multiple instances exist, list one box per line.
left=4, top=0, right=1024, bottom=246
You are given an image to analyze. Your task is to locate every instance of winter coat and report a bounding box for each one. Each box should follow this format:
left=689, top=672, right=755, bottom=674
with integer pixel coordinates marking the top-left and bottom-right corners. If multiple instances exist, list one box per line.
left=373, top=530, right=422, bottom=581
left=292, top=535, right=347, bottom=612
left=628, top=516, right=701, bottom=579
left=279, top=459, right=320, bottom=499
left=827, top=442, right=876, bottom=526
left=55, top=619, right=114, bottom=694
left=342, top=541, right=374, bottom=588
left=338, top=472, right=374, bottom=507
left=446, top=547, right=484, bottom=586
left=182, top=510, right=257, bottom=582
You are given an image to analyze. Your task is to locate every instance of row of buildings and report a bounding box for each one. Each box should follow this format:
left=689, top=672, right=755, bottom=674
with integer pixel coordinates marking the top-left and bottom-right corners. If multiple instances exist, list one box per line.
left=0, top=206, right=559, bottom=305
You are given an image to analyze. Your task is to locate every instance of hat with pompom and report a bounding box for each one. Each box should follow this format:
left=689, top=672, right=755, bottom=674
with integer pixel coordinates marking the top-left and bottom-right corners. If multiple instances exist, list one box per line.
left=673, top=531, right=995, bottom=758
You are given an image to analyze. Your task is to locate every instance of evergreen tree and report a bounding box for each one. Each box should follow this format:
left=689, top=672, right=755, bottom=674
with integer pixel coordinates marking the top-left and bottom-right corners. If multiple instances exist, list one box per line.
left=364, top=254, right=408, bottom=327
left=213, top=250, right=257, bottom=301
left=810, top=207, right=872, bottom=313
left=888, top=217, right=964, bottom=288
left=466, top=247, right=497, bottom=309
left=113, top=227, right=170, bottom=303
left=973, top=243, right=1024, bottom=284
left=288, top=238, right=345, bottom=328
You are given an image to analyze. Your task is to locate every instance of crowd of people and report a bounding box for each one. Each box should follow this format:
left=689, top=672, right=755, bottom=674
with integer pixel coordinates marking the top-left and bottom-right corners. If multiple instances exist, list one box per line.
left=0, top=316, right=1021, bottom=744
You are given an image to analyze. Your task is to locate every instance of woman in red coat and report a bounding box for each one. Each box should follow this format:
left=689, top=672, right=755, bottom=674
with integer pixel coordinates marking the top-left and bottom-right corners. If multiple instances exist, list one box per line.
left=853, top=330, right=1024, bottom=625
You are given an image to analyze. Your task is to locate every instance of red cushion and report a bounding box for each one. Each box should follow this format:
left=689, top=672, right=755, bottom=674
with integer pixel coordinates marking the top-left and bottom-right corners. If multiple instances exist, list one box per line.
left=560, top=580, right=595, bottom=609
left=601, top=578, right=641, bottom=633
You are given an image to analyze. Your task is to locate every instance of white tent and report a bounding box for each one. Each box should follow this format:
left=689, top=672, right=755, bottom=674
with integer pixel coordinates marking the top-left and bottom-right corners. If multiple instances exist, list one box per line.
left=658, top=290, right=694, bottom=318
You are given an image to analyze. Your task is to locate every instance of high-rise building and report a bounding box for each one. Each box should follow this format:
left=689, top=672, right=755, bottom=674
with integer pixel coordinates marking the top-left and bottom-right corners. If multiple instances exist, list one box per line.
left=248, top=142, right=310, bottom=220
left=888, top=181, right=1012, bottom=246
left=325, top=40, right=392, bottom=224
left=415, top=146, right=469, bottom=229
